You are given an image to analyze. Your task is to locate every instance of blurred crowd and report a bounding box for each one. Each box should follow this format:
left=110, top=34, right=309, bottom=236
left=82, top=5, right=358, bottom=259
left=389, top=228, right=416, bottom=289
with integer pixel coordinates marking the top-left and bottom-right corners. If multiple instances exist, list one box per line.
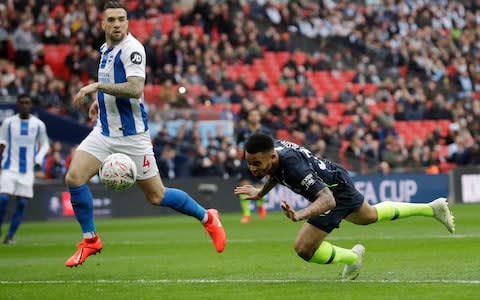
left=0, top=0, right=479, bottom=179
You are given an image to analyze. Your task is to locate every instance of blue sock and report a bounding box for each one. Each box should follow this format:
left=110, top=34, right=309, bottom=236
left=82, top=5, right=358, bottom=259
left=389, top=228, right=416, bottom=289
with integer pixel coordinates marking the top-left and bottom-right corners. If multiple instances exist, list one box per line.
left=160, top=188, right=207, bottom=221
left=7, top=198, right=27, bottom=238
left=69, top=185, right=96, bottom=233
left=0, top=194, right=10, bottom=231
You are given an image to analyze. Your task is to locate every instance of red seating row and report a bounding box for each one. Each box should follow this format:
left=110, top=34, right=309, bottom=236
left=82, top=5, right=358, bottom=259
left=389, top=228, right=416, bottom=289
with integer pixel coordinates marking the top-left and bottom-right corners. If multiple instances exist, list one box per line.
left=43, top=44, right=73, bottom=79
left=395, top=120, right=451, bottom=146
left=128, top=15, right=176, bottom=42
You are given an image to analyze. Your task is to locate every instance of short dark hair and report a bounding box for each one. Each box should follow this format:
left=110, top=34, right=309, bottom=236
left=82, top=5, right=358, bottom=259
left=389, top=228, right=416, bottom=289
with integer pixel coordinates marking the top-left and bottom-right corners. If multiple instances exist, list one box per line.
left=17, top=93, right=31, bottom=102
left=245, top=133, right=274, bottom=154
left=103, top=0, right=127, bottom=12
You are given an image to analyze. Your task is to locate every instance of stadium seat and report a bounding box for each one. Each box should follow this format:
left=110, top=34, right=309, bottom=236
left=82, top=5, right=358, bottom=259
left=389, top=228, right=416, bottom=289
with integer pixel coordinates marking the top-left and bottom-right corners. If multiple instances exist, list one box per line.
left=143, top=84, right=162, bottom=104
left=43, top=44, right=73, bottom=80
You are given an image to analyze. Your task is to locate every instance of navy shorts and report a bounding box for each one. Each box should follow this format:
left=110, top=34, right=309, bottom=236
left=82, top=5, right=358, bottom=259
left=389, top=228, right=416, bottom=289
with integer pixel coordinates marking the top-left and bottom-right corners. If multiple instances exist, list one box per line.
left=307, top=169, right=364, bottom=233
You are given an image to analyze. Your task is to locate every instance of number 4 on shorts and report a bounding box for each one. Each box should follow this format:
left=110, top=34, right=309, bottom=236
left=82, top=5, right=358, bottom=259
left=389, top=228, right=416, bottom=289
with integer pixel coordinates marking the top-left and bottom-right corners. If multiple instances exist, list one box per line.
left=143, top=155, right=150, bottom=174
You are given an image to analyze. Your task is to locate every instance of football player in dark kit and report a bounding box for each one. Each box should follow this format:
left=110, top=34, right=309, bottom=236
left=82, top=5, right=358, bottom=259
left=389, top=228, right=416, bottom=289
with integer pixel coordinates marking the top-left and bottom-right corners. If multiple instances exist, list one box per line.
left=234, top=133, right=455, bottom=280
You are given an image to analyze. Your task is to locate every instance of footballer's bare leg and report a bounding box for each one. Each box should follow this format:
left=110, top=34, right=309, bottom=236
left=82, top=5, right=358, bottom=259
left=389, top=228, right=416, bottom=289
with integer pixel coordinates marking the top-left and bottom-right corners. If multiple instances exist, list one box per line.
left=345, top=201, right=378, bottom=225
left=65, top=150, right=101, bottom=187
left=294, top=222, right=364, bottom=280
left=293, top=223, right=328, bottom=260
left=136, top=174, right=166, bottom=205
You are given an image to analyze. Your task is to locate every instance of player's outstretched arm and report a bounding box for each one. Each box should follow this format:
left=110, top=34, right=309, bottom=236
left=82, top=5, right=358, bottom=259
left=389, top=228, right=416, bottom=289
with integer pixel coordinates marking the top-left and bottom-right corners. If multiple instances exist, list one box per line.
left=281, top=187, right=336, bottom=222
left=234, top=185, right=261, bottom=200
left=234, top=176, right=277, bottom=200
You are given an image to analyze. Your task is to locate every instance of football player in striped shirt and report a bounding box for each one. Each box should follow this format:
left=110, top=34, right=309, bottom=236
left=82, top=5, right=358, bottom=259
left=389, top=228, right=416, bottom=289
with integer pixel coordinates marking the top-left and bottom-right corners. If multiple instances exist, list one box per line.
left=64, top=1, right=226, bottom=267
left=0, top=94, right=50, bottom=244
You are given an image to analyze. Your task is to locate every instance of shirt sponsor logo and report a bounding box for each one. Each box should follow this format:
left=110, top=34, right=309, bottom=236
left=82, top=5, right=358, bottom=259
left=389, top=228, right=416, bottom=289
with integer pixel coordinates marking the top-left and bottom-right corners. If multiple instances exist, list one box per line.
left=301, top=173, right=315, bottom=190
left=130, top=52, right=142, bottom=64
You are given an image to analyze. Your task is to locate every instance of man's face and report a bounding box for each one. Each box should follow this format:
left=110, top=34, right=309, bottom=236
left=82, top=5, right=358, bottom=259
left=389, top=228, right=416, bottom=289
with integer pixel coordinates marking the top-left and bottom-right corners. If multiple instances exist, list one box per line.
left=247, top=110, right=261, bottom=125
left=102, top=8, right=128, bottom=43
left=17, top=97, right=32, bottom=116
left=245, top=150, right=274, bottom=179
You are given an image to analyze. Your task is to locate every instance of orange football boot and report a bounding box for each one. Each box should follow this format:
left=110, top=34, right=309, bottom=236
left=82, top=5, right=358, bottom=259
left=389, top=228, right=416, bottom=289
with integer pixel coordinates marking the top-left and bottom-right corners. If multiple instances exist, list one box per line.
left=65, top=235, right=103, bottom=267
left=203, top=209, right=226, bottom=253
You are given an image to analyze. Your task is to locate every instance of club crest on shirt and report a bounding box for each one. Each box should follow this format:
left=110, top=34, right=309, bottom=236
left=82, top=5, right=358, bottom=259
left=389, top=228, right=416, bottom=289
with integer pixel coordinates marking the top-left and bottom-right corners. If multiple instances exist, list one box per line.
left=130, top=52, right=142, bottom=64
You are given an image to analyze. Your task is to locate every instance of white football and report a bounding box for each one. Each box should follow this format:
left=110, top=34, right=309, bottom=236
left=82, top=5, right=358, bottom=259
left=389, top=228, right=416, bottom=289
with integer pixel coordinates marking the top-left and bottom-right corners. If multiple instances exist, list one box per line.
left=99, top=153, right=137, bottom=192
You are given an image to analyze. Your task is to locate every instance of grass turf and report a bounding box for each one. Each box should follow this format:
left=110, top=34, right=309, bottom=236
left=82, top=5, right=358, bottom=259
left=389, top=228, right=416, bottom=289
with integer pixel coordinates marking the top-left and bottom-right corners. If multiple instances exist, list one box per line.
left=0, top=204, right=479, bottom=299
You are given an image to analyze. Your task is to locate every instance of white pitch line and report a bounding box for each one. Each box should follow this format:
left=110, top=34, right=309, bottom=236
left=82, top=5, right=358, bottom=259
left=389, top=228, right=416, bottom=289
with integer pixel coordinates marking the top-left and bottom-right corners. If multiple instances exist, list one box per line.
left=26, top=233, right=480, bottom=247
left=1, top=279, right=479, bottom=285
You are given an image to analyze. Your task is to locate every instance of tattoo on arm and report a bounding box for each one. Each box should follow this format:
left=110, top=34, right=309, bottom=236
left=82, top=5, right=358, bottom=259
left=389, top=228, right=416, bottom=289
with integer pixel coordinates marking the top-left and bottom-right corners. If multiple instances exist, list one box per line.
left=98, top=76, right=145, bottom=99
left=296, top=187, right=336, bottom=221
left=258, top=177, right=277, bottom=198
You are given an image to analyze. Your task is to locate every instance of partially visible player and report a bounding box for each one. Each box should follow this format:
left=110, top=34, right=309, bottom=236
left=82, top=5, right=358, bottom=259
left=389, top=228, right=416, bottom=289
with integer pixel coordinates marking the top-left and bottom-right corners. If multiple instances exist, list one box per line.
left=236, top=109, right=271, bottom=223
left=0, top=94, right=50, bottom=244
left=234, top=133, right=455, bottom=279
left=64, top=1, right=226, bottom=267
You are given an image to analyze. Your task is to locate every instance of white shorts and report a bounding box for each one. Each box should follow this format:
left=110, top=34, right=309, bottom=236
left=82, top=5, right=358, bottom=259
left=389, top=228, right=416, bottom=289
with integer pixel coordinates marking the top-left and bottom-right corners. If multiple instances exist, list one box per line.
left=77, top=127, right=159, bottom=180
left=0, top=169, right=34, bottom=198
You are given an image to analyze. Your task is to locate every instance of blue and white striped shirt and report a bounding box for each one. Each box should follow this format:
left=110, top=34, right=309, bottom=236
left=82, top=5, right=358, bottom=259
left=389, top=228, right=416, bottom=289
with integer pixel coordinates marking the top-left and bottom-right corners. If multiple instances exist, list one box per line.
left=0, top=114, right=50, bottom=174
left=96, top=33, right=148, bottom=137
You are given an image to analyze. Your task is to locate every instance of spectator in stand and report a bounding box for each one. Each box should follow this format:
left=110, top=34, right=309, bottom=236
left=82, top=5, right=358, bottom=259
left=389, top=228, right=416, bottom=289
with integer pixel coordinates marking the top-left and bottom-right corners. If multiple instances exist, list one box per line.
left=339, top=82, right=355, bottom=103
left=0, top=18, right=8, bottom=59
left=253, top=72, right=269, bottom=91
left=284, top=79, right=300, bottom=97
left=41, top=18, right=61, bottom=44
left=381, top=135, right=408, bottom=170
left=378, top=161, right=391, bottom=175
left=299, top=77, right=316, bottom=97
left=65, top=44, right=85, bottom=78
left=157, top=144, right=178, bottom=179
left=210, top=85, right=230, bottom=104
left=224, top=145, right=242, bottom=178
left=44, top=150, right=66, bottom=180
left=158, top=79, right=177, bottom=105
left=448, top=133, right=474, bottom=166
left=352, top=64, right=368, bottom=84
left=229, top=83, right=245, bottom=104
left=157, top=63, right=176, bottom=84
left=81, top=45, right=100, bottom=80
left=12, top=19, right=42, bottom=67
left=211, top=150, right=230, bottom=179
left=278, top=66, right=295, bottom=86
left=191, top=144, right=217, bottom=177
left=64, top=145, right=76, bottom=171
left=425, top=93, right=453, bottom=120
left=377, top=118, right=398, bottom=143
left=456, top=70, right=473, bottom=98
left=304, top=52, right=330, bottom=71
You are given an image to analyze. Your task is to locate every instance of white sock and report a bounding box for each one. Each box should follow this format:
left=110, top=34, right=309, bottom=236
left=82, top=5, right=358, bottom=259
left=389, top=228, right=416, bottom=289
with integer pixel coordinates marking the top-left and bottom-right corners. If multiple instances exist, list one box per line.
left=202, top=211, right=208, bottom=224
left=83, top=232, right=96, bottom=239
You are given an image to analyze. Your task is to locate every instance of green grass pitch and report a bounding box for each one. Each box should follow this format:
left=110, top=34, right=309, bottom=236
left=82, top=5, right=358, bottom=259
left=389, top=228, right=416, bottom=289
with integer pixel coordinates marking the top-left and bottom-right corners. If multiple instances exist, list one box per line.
left=1, top=204, right=479, bottom=300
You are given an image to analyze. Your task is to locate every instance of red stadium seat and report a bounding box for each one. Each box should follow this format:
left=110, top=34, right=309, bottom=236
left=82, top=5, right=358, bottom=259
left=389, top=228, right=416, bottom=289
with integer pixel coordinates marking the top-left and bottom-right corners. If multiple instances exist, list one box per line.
left=43, top=44, right=73, bottom=80
left=143, top=84, right=162, bottom=104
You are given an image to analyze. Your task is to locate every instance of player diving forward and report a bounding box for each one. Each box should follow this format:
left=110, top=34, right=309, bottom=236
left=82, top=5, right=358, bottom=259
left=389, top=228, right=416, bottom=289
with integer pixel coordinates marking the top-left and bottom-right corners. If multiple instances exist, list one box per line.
left=234, top=133, right=454, bottom=279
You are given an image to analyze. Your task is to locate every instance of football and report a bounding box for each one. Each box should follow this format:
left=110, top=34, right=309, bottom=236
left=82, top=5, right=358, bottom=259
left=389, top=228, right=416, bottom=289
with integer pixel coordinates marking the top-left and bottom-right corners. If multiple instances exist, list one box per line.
left=99, top=153, right=137, bottom=192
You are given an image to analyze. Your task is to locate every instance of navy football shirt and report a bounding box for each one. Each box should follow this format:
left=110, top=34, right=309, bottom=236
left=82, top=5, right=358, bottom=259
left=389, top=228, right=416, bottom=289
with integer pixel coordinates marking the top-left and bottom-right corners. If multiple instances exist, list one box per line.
left=270, top=140, right=348, bottom=202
